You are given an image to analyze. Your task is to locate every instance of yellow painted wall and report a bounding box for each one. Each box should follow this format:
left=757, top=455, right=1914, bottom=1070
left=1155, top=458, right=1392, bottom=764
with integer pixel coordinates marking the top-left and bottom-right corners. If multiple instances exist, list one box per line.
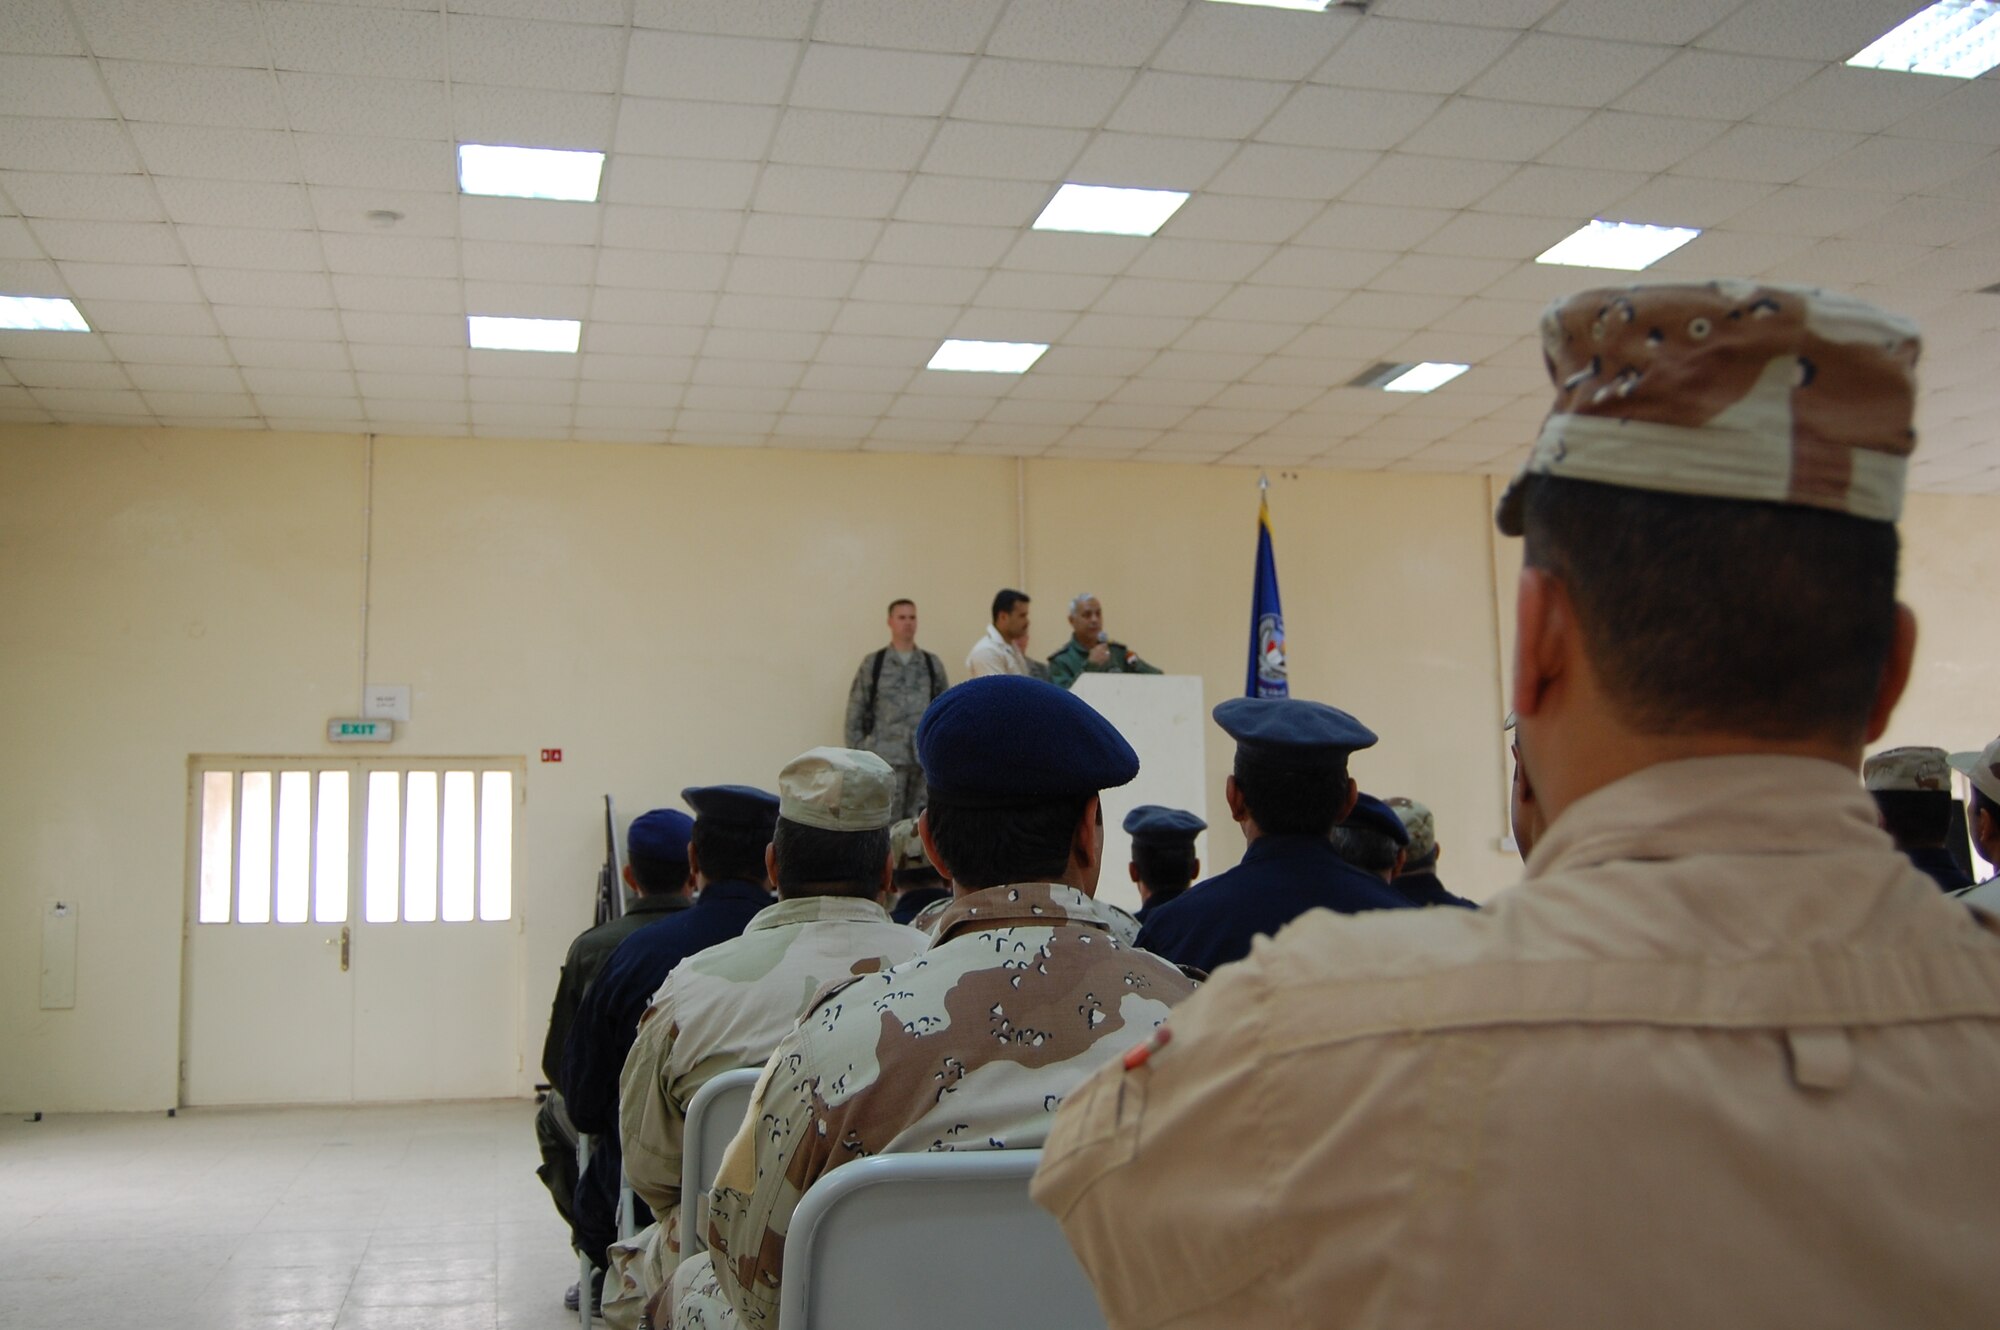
left=4, top=424, right=1995, bottom=1112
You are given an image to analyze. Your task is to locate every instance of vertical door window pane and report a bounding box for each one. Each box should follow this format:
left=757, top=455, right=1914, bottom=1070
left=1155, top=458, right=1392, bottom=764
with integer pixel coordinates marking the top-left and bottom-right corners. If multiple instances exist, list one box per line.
left=441, top=771, right=476, bottom=923
left=365, top=771, right=401, bottom=923
left=403, top=771, right=439, bottom=923
left=480, top=771, right=513, bottom=921
left=315, top=771, right=349, bottom=924
left=275, top=771, right=312, bottom=923
left=198, top=772, right=234, bottom=924
left=237, top=772, right=273, bottom=924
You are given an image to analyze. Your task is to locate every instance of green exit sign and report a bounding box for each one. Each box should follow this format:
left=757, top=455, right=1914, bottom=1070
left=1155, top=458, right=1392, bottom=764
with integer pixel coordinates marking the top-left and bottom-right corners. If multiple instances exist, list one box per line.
left=327, top=718, right=394, bottom=743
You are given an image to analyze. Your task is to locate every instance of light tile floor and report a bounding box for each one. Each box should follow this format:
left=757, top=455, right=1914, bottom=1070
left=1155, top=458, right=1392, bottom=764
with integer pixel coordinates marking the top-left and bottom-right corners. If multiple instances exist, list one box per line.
left=0, top=1100, right=583, bottom=1330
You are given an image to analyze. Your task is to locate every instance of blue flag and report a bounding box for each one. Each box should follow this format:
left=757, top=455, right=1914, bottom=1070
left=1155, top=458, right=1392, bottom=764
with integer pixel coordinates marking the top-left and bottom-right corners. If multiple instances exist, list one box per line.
left=1247, top=494, right=1288, bottom=698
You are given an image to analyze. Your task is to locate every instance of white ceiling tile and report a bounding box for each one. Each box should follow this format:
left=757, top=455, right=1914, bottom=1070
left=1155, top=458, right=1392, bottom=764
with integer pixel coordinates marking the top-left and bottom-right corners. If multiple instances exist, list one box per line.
left=582, top=321, right=706, bottom=356
left=100, top=60, right=285, bottom=130
left=1064, top=312, right=1192, bottom=348
left=1697, top=0, right=1933, bottom=61
left=986, top=396, right=1094, bottom=425
left=1929, top=155, right=2000, bottom=203
left=1327, top=290, right=1462, bottom=330
left=740, top=213, right=882, bottom=261
left=849, top=262, right=984, bottom=304
left=1480, top=259, right=1628, bottom=301
left=451, top=84, right=615, bottom=152
left=1413, top=211, right=1574, bottom=259
left=769, top=108, right=934, bottom=173
left=683, top=378, right=794, bottom=408
left=1616, top=50, right=1821, bottom=123
left=1471, top=162, right=1651, bottom=218
left=784, top=388, right=895, bottom=417
left=79, top=301, right=217, bottom=336
left=1016, top=344, right=1150, bottom=377
left=1430, top=295, right=1545, bottom=335
left=1209, top=144, right=1378, bottom=200
left=453, top=0, right=629, bottom=23
left=0, top=116, right=140, bottom=173
left=712, top=293, right=841, bottom=332
left=800, top=361, right=917, bottom=392
left=671, top=408, right=776, bottom=434
left=239, top=367, right=357, bottom=398
left=1126, top=237, right=1275, bottom=284
left=576, top=379, right=680, bottom=409
left=462, top=241, right=594, bottom=286
left=58, top=260, right=198, bottom=302
left=1207, top=285, right=1343, bottom=324
left=865, top=420, right=967, bottom=445
left=155, top=179, right=312, bottom=229
left=1107, top=72, right=1290, bottom=141
left=197, top=268, right=334, bottom=308
left=1398, top=99, right=1588, bottom=162
left=264, top=4, right=445, bottom=79
left=961, top=421, right=1068, bottom=448
left=1256, top=85, right=1444, bottom=151
left=1764, top=238, right=1933, bottom=285
left=276, top=73, right=448, bottom=142
left=813, top=0, right=1007, bottom=54
left=1290, top=201, right=1447, bottom=250
left=1252, top=246, right=1395, bottom=289
left=349, top=343, right=466, bottom=374
left=817, top=333, right=935, bottom=367
left=621, top=31, right=801, bottom=103
left=466, top=347, right=579, bottom=381
left=0, top=257, right=60, bottom=291
left=577, top=353, right=691, bottom=384
left=1850, top=197, right=1998, bottom=248
left=590, top=288, right=717, bottom=326
left=703, top=328, right=823, bottom=362
left=1153, top=3, right=1356, bottom=80
left=1669, top=123, right=1865, bottom=184
left=1466, top=35, right=1672, bottom=109
left=1706, top=184, right=1900, bottom=237
left=614, top=99, right=780, bottom=160
left=365, top=398, right=468, bottom=424
left=1085, top=401, right=1192, bottom=430
left=9, top=358, right=128, bottom=388
left=322, top=232, right=457, bottom=278
left=448, top=14, right=626, bottom=92
left=1312, top=18, right=1517, bottom=94
left=975, top=270, right=1108, bottom=311
left=1801, top=137, right=1996, bottom=194
left=465, top=280, right=587, bottom=318
left=71, top=0, right=266, bottom=65
left=176, top=225, right=324, bottom=272
left=921, top=121, right=1089, bottom=181
left=1066, top=133, right=1236, bottom=192
left=1889, top=79, right=2000, bottom=146
left=633, top=0, right=817, bottom=39
left=1375, top=0, right=1564, bottom=24
left=755, top=165, right=908, bottom=219
left=1367, top=253, right=1516, bottom=295
left=1539, top=111, right=1729, bottom=173
left=0, top=220, right=44, bottom=259
left=603, top=156, right=759, bottom=209
left=1005, top=372, right=1125, bottom=401
left=1163, top=193, right=1320, bottom=244
left=728, top=254, right=860, bottom=299
left=341, top=309, right=466, bottom=346
left=1888, top=246, right=2000, bottom=292
left=790, top=45, right=971, bottom=117
left=1752, top=65, right=1955, bottom=135
left=1209, top=380, right=1323, bottom=412
left=1541, top=0, right=1740, bottom=45
left=601, top=205, right=741, bottom=253
left=1602, top=174, right=1774, bottom=227
left=1110, top=375, right=1228, bottom=405
left=984, top=0, right=1184, bottom=67
left=213, top=306, right=345, bottom=341
left=0, top=330, right=116, bottom=361
left=99, top=332, right=232, bottom=365
left=1169, top=321, right=1298, bottom=355
left=953, top=59, right=1133, bottom=130
left=0, top=0, right=84, bottom=55
left=297, top=133, right=454, bottom=191
left=1342, top=154, right=1517, bottom=208
left=999, top=231, right=1143, bottom=276
left=0, top=54, right=112, bottom=119
left=26, top=386, right=151, bottom=415
left=593, top=248, right=728, bottom=294
left=332, top=273, right=461, bottom=314
left=1091, top=276, right=1231, bottom=318
left=128, top=124, right=298, bottom=183
left=2, top=172, right=161, bottom=222
left=1647, top=227, right=1814, bottom=277
left=460, top=197, right=599, bottom=244
left=309, top=187, right=458, bottom=237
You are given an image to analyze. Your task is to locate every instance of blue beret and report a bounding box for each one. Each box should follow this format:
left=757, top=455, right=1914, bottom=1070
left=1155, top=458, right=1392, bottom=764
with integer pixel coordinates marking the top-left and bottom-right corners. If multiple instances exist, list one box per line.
left=680, top=784, right=780, bottom=829
left=1343, top=793, right=1409, bottom=846
left=1122, top=805, right=1206, bottom=844
left=627, top=809, right=693, bottom=863
left=917, top=675, right=1139, bottom=805
left=1214, top=697, right=1377, bottom=759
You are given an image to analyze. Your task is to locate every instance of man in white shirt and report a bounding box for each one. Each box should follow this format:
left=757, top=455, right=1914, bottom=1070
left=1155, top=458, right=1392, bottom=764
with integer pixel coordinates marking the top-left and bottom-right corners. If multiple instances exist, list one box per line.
left=965, top=587, right=1032, bottom=677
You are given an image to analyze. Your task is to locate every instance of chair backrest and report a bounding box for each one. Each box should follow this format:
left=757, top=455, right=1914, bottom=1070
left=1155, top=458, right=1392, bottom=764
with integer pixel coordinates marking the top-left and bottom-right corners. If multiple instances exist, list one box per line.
left=777, top=1150, right=1106, bottom=1330
left=679, top=1065, right=762, bottom=1255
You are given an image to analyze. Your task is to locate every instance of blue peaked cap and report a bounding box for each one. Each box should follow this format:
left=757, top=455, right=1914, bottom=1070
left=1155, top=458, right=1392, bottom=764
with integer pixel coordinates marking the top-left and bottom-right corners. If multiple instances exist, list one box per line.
left=917, top=675, right=1139, bottom=806
left=680, top=784, right=781, bottom=830
left=627, top=808, right=694, bottom=863
left=1343, top=793, right=1409, bottom=846
left=1122, top=805, right=1206, bottom=844
left=1213, top=697, right=1377, bottom=758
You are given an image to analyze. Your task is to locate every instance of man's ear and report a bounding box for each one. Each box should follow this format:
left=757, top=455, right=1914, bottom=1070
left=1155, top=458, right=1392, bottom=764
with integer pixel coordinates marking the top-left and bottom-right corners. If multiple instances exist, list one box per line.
left=686, top=841, right=702, bottom=885
left=1224, top=775, right=1249, bottom=824
left=1392, top=848, right=1407, bottom=877
left=1070, top=795, right=1103, bottom=877
left=764, top=843, right=778, bottom=887
left=1863, top=603, right=1918, bottom=744
left=1513, top=565, right=1572, bottom=723
left=917, top=811, right=953, bottom=885
left=878, top=851, right=894, bottom=902
left=1128, top=862, right=1141, bottom=884
left=621, top=864, right=640, bottom=893
left=1334, top=775, right=1359, bottom=823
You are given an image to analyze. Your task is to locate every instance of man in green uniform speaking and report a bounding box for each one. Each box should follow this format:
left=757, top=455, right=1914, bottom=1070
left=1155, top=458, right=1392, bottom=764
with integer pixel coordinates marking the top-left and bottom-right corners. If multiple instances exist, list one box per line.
left=1046, top=592, right=1162, bottom=689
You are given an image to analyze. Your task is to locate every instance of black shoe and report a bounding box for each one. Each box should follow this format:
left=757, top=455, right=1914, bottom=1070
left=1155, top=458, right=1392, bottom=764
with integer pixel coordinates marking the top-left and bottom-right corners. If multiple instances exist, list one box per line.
left=564, top=1267, right=605, bottom=1314
left=563, top=1281, right=580, bottom=1312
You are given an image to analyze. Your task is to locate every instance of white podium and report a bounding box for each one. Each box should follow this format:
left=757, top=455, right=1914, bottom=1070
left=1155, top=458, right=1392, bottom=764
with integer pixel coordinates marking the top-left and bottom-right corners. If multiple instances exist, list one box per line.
left=1069, top=674, right=1209, bottom=915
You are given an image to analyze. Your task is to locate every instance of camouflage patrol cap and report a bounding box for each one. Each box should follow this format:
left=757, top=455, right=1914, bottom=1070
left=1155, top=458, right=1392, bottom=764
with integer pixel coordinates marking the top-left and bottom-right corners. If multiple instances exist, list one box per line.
left=888, top=817, right=931, bottom=871
left=776, top=747, right=895, bottom=832
left=1385, top=796, right=1435, bottom=862
left=1863, top=746, right=1952, bottom=793
left=1496, top=280, right=1921, bottom=536
left=1949, top=735, right=2000, bottom=804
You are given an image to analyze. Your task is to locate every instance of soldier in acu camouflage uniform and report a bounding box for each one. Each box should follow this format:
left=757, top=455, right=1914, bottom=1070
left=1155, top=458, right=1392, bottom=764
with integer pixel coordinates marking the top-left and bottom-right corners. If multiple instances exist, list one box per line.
left=670, top=675, right=1198, bottom=1329
left=844, top=599, right=948, bottom=820
left=599, top=748, right=927, bottom=1330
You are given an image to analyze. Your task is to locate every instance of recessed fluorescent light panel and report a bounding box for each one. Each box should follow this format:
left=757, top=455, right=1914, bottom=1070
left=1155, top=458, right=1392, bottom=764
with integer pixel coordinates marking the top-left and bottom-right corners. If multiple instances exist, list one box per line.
left=1376, top=362, right=1471, bottom=394
left=1536, top=219, right=1701, bottom=271
left=1849, top=0, right=2000, bottom=78
left=1206, top=0, right=1335, bottom=11
left=468, top=316, right=581, bottom=353
left=1033, top=183, right=1191, bottom=237
left=0, top=294, right=89, bottom=331
left=927, top=340, right=1048, bottom=374
left=457, top=144, right=604, bottom=202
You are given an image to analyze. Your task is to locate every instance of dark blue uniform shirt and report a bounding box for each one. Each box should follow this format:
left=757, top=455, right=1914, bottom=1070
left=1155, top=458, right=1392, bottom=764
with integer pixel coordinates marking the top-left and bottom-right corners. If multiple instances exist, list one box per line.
left=1135, top=834, right=1413, bottom=974
left=1390, top=868, right=1478, bottom=910
left=560, top=877, right=772, bottom=1134
left=1907, top=845, right=1975, bottom=895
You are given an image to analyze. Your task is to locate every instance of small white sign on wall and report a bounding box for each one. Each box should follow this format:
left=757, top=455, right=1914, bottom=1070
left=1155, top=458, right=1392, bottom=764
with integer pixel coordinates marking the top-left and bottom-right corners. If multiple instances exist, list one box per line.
left=364, top=684, right=411, bottom=722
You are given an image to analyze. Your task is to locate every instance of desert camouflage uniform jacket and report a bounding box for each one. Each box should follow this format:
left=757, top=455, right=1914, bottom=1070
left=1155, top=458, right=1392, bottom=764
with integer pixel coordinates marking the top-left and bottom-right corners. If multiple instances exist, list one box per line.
left=697, top=883, right=1198, bottom=1328
left=842, top=647, right=947, bottom=767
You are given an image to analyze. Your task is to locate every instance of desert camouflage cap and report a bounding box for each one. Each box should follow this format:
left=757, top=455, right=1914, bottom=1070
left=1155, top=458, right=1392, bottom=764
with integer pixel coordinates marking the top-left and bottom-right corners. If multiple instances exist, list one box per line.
left=1863, top=746, right=1952, bottom=793
left=888, top=817, right=931, bottom=871
left=1949, top=735, right=2000, bottom=804
left=777, top=747, right=895, bottom=832
left=1385, top=796, right=1435, bottom=862
left=1496, top=280, right=1920, bottom=536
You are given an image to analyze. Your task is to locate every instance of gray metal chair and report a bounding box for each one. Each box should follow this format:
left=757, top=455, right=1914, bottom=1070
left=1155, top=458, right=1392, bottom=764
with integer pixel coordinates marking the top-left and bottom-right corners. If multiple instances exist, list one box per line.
left=678, top=1065, right=762, bottom=1256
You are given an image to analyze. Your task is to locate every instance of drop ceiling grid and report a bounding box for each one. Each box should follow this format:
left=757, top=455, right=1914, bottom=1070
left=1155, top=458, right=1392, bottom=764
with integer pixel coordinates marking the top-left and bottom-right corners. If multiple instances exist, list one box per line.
left=0, top=0, right=1994, bottom=491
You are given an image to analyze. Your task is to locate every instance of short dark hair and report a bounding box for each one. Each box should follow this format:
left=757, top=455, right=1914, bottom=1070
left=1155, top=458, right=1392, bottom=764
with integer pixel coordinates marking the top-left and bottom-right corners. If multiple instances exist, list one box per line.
left=691, top=818, right=771, bottom=885
left=887, top=598, right=915, bottom=615
left=1872, top=790, right=1952, bottom=849
left=627, top=848, right=688, bottom=896
left=1131, top=841, right=1196, bottom=900
left=1329, top=824, right=1401, bottom=876
left=1521, top=478, right=1899, bottom=746
left=1233, top=747, right=1348, bottom=837
left=923, top=795, right=1092, bottom=890
left=771, top=819, right=888, bottom=899
left=991, top=588, right=1029, bottom=621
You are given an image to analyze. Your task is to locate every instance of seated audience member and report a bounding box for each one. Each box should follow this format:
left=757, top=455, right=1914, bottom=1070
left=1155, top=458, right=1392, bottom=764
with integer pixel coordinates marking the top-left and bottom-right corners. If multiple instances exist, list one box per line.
left=560, top=785, right=780, bottom=1286
left=671, top=676, right=1198, bottom=1329
left=536, top=808, right=694, bottom=1314
left=965, top=588, right=1032, bottom=676
left=1387, top=796, right=1476, bottom=908
left=1328, top=791, right=1411, bottom=882
left=1034, top=281, right=2000, bottom=1328
left=1123, top=804, right=1205, bottom=924
left=1135, top=697, right=1411, bottom=973
left=601, top=749, right=926, bottom=1330
left=886, top=816, right=950, bottom=925
left=1047, top=593, right=1163, bottom=689
left=1956, top=735, right=2000, bottom=904
left=1865, top=746, right=1974, bottom=893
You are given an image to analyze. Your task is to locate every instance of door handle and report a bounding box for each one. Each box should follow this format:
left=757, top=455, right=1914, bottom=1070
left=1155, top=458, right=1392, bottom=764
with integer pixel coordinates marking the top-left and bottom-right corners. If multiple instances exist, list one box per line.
left=326, top=926, right=351, bottom=972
